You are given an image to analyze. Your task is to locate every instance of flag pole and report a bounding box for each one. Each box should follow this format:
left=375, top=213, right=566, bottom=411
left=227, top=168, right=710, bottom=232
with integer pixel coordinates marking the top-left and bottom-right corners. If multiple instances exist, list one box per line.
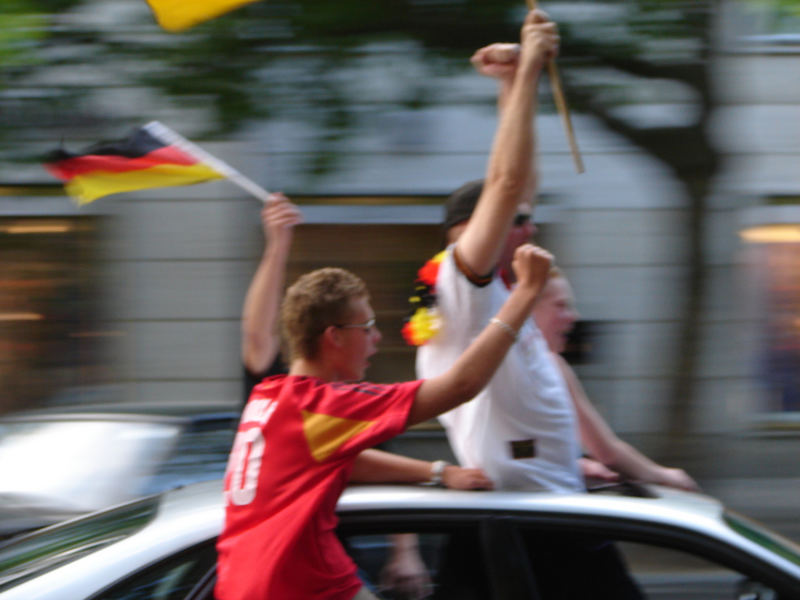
left=525, top=0, right=584, bottom=174
left=143, top=121, right=273, bottom=203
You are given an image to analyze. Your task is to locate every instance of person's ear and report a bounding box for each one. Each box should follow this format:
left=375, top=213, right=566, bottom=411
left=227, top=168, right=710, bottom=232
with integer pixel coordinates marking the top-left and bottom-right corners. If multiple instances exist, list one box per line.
left=321, top=325, right=343, bottom=350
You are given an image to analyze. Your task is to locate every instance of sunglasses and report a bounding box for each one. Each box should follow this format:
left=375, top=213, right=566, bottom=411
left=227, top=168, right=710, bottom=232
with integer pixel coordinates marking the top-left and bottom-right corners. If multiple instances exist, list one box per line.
left=513, top=213, right=531, bottom=227
left=335, top=317, right=376, bottom=332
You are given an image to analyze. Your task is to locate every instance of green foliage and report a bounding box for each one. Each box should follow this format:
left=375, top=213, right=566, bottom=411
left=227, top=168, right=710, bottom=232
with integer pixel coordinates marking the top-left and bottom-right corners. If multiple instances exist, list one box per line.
left=0, top=1, right=47, bottom=71
left=0, top=0, right=780, bottom=180
left=746, top=0, right=800, bottom=16
left=0, top=0, right=528, bottom=173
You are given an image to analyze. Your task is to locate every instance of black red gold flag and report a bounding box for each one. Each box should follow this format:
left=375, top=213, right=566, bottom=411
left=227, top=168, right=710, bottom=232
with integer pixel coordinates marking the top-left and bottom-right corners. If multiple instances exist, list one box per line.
left=44, top=123, right=227, bottom=205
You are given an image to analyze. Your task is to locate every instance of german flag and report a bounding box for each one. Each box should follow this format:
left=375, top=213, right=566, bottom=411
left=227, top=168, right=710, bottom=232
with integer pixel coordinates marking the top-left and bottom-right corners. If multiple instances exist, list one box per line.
left=45, top=123, right=226, bottom=205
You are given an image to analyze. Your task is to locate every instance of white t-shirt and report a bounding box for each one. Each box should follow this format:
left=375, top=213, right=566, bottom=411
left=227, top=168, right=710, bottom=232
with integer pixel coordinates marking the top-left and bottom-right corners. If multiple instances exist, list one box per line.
left=416, top=247, right=584, bottom=492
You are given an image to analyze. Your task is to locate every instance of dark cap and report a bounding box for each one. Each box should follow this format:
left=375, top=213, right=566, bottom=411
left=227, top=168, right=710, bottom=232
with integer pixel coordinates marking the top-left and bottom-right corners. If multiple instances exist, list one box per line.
left=443, top=179, right=484, bottom=231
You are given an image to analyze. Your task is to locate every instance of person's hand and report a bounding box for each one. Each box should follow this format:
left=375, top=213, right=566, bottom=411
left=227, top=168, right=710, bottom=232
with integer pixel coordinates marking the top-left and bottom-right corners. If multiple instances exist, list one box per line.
left=519, top=9, right=559, bottom=74
left=379, top=538, right=433, bottom=599
left=579, top=457, right=621, bottom=483
left=262, top=192, right=302, bottom=241
left=653, top=467, right=700, bottom=492
left=511, top=243, right=553, bottom=297
left=471, top=43, right=520, bottom=81
left=441, top=465, right=494, bottom=490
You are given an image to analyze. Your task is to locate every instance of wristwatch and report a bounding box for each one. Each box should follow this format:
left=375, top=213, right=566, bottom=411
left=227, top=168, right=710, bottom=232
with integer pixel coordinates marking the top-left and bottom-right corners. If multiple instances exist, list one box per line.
left=430, top=460, right=450, bottom=486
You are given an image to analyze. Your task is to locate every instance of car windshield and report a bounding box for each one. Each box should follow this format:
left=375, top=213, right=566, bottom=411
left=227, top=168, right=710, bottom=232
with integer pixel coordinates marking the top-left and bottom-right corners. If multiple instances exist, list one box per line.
left=0, top=496, right=159, bottom=592
left=0, top=419, right=180, bottom=511
left=724, top=510, right=800, bottom=567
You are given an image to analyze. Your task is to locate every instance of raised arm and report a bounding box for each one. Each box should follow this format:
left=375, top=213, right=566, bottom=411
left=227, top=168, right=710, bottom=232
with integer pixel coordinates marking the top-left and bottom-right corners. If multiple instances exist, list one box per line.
left=241, top=193, right=302, bottom=374
left=408, top=244, right=552, bottom=425
left=554, top=353, right=700, bottom=492
left=457, top=9, right=559, bottom=276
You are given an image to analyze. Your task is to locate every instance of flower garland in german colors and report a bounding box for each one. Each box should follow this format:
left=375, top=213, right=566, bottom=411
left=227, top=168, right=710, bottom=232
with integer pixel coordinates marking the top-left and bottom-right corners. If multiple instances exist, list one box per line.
left=401, top=250, right=446, bottom=346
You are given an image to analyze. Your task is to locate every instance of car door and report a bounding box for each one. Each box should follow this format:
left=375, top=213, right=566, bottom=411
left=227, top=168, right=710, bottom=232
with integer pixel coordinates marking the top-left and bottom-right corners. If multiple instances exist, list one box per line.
left=510, top=514, right=799, bottom=600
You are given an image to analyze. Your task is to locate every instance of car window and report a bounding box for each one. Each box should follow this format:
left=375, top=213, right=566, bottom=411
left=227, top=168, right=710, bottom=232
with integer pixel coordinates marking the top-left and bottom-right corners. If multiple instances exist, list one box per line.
left=0, top=497, right=158, bottom=593
left=515, top=526, right=785, bottom=600
left=615, top=541, right=779, bottom=600
left=91, top=540, right=217, bottom=600
left=341, top=528, right=493, bottom=600
left=339, top=513, right=554, bottom=600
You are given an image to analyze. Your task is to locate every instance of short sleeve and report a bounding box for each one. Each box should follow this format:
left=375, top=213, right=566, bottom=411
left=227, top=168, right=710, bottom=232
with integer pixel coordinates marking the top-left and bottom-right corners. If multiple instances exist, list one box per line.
left=294, top=378, right=422, bottom=462
left=435, top=246, right=497, bottom=345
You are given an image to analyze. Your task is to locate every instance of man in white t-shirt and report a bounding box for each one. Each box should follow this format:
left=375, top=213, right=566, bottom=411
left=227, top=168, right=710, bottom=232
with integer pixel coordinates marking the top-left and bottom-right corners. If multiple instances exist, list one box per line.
left=409, top=10, right=694, bottom=598
left=412, top=6, right=698, bottom=499
left=417, top=181, right=584, bottom=493
left=413, top=9, right=582, bottom=493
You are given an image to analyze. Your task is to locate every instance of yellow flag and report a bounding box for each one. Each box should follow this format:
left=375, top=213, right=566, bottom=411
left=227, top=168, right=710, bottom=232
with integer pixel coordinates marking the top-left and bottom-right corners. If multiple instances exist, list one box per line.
left=145, top=0, right=261, bottom=32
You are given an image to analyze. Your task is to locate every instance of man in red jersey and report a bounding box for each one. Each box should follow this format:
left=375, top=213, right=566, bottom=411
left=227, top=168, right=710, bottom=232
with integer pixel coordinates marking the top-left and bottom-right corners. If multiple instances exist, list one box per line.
left=238, top=191, right=495, bottom=598
left=216, top=243, right=552, bottom=599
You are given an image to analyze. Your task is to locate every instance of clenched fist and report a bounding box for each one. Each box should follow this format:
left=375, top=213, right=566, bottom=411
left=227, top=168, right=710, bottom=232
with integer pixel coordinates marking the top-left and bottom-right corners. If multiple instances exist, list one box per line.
left=512, top=243, right=554, bottom=297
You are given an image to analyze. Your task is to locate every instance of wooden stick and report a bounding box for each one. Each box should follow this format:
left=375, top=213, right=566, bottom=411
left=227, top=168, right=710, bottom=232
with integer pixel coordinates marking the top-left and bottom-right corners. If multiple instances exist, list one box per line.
left=525, top=0, right=584, bottom=173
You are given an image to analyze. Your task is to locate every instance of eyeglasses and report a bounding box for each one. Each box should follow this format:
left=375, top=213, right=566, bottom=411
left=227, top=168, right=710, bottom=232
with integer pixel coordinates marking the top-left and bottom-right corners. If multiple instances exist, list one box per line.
left=335, top=317, right=376, bottom=332
left=513, top=213, right=531, bottom=227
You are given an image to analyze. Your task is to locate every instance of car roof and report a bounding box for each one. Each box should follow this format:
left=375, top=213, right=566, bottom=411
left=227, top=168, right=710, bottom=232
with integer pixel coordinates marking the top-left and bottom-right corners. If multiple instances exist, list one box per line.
left=2, top=480, right=799, bottom=599
left=338, top=482, right=726, bottom=523
left=140, top=480, right=731, bottom=533
left=0, top=404, right=239, bottom=426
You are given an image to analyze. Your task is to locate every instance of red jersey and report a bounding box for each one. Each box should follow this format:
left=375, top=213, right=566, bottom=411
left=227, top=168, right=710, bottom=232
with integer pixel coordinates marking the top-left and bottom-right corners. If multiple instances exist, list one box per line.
left=216, top=375, right=420, bottom=600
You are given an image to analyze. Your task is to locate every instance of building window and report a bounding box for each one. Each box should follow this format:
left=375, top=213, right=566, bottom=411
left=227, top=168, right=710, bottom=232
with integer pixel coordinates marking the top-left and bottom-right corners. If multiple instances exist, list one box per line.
left=740, top=204, right=800, bottom=417
left=0, top=217, right=109, bottom=415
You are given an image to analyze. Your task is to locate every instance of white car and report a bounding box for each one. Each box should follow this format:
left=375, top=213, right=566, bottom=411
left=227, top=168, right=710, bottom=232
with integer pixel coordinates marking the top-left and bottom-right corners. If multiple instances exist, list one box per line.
left=0, top=405, right=238, bottom=540
left=0, top=480, right=798, bottom=599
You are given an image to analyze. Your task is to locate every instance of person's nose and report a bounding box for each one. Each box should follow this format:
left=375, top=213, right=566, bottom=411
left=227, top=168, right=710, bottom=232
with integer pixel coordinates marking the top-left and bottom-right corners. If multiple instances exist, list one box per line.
left=568, top=308, right=579, bottom=325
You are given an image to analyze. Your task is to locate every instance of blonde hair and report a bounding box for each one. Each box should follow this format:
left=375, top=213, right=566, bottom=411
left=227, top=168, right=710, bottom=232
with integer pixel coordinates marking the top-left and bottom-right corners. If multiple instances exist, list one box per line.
left=533, top=266, right=564, bottom=305
left=282, top=267, right=368, bottom=361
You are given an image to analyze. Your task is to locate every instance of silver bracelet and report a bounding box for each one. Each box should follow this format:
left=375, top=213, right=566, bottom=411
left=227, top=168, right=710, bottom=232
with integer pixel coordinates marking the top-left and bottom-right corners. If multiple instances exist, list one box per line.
left=490, top=317, right=518, bottom=342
